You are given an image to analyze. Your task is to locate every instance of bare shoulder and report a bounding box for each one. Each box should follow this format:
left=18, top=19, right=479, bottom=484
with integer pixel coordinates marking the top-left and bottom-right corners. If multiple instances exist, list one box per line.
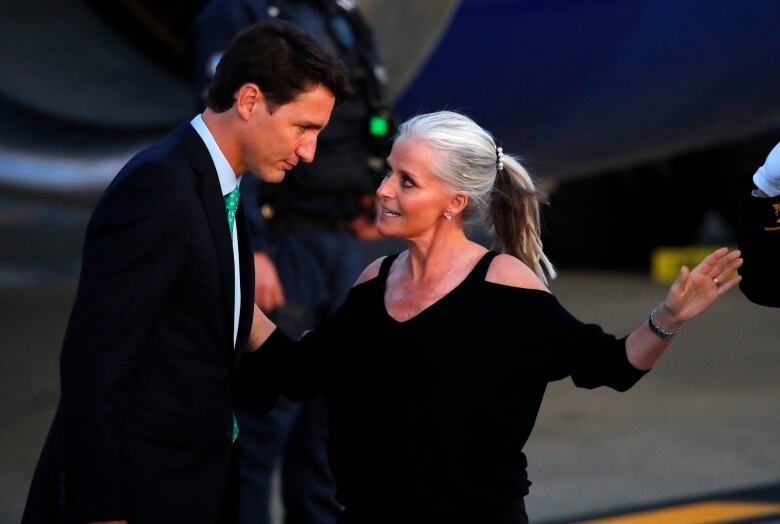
left=353, top=257, right=387, bottom=287
left=485, top=253, right=550, bottom=292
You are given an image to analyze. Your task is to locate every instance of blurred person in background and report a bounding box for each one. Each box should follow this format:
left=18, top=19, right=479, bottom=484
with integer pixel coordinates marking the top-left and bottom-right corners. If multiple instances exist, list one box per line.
left=239, top=111, right=743, bottom=524
left=738, top=140, right=780, bottom=307
left=191, top=1, right=392, bottom=523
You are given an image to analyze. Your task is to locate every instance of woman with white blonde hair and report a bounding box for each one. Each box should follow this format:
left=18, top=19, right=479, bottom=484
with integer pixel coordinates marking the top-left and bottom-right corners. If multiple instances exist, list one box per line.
left=239, top=111, right=742, bottom=523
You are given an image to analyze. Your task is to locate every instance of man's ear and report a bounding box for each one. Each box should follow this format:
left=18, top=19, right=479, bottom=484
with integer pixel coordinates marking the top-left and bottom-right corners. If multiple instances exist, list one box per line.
left=235, top=83, right=265, bottom=120
left=447, top=193, right=468, bottom=219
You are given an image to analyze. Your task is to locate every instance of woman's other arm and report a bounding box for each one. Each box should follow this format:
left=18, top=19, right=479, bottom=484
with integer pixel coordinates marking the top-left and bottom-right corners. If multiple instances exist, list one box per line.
left=625, top=247, right=742, bottom=370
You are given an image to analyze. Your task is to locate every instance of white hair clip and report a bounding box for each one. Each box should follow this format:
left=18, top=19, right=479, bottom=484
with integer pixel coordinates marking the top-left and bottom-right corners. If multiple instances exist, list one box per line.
left=496, top=146, right=504, bottom=172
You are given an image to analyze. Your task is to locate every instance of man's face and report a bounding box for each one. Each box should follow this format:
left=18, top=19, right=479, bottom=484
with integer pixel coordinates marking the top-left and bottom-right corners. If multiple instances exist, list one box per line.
left=241, top=84, right=335, bottom=182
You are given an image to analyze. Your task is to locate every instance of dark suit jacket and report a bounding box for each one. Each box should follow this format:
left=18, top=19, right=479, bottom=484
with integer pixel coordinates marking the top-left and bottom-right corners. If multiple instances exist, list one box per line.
left=738, top=188, right=780, bottom=307
left=23, top=123, right=257, bottom=523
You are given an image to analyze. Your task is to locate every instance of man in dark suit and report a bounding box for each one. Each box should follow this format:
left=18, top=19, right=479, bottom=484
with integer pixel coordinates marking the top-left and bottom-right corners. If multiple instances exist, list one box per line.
left=738, top=140, right=780, bottom=308
left=22, top=21, right=351, bottom=524
left=191, top=3, right=392, bottom=523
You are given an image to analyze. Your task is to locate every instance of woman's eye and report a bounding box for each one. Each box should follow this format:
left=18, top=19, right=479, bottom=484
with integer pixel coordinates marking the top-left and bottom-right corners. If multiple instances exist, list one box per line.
left=401, top=175, right=414, bottom=188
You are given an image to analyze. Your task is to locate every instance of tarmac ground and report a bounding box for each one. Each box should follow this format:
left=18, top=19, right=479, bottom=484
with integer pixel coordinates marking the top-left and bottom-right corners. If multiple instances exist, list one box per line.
left=1, top=197, right=778, bottom=523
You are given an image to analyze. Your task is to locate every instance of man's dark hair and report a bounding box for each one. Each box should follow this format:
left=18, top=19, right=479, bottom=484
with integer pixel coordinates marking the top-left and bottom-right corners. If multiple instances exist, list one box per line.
left=206, top=20, right=353, bottom=113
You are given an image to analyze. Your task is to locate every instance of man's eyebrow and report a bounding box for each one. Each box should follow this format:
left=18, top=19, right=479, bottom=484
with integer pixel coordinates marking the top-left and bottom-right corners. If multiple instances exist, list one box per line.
left=297, top=120, right=325, bottom=130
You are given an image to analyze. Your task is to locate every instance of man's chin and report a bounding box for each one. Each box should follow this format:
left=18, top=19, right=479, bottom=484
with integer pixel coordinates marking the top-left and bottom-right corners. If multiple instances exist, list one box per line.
left=255, top=170, right=286, bottom=183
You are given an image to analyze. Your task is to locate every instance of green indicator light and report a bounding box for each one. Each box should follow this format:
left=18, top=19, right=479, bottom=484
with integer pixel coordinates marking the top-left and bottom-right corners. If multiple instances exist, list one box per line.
left=370, top=115, right=389, bottom=137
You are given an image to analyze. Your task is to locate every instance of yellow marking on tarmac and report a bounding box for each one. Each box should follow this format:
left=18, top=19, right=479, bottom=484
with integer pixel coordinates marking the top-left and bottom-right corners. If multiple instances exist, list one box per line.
left=575, top=501, right=780, bottom=524
left=651, top=246, right=737, bottom=284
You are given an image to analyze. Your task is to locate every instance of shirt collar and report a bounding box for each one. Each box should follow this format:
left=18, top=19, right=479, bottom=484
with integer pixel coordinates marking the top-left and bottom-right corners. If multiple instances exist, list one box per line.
left=190, top=114, right=241, bottom=196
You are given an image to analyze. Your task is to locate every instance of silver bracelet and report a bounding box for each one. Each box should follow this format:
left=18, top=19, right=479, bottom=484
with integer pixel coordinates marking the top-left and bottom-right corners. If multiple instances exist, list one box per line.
left=648, top=307, right=679, bottom=339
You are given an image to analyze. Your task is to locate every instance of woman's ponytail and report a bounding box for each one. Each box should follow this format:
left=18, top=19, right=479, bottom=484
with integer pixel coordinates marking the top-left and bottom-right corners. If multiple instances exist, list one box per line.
left=490, top=155, right=556, bottom=283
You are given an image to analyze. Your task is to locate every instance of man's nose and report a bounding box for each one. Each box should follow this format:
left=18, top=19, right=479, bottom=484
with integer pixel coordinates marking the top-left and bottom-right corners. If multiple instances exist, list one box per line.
left=296, top=136, right=317, bottom=163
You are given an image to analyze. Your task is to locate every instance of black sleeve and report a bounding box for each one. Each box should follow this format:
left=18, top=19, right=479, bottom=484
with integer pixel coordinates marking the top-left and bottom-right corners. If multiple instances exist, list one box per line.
left=236, top=298, right=352, bottom=408
left=59, top=164, right=187, bottom=520
left=538, top=296, right=648, bottom=392
left=737, top=190, right=780, bottom=307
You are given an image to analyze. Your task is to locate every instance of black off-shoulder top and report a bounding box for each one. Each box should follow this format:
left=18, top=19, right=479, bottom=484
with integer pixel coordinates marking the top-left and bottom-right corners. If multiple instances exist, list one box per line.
left=239, top=251, right=647, bottom=524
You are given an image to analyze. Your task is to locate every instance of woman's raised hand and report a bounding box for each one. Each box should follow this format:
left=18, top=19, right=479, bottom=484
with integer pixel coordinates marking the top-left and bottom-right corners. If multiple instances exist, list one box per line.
left=660, top=247, right=742, bottom=324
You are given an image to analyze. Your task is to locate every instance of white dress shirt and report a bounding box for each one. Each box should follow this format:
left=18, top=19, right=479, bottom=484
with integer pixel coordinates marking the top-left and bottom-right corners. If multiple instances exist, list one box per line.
left=190, top=114, right=242, bottom=349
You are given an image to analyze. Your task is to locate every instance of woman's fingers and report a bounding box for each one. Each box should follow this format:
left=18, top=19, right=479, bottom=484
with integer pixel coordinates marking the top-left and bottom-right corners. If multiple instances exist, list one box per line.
left=717, top=273, right=742, bottom=296
left=678, top=265, right=690, bottom=287
left=693, top=247, right=730, bottom=276
left=670, top=265, right=689, bottom=296
left=665, top=265, right=689, bottom=313
left=716, top=256, right=743, bottom=281
left=693, top=248, right=742, bottom=280
left=708, top=251, right=743, bottom=289
left=712, top=249, right=741, bottom=273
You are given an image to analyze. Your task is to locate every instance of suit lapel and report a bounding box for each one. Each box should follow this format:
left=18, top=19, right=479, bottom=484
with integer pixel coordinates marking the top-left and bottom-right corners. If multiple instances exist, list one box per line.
left=174, top=124, right=235, bottom=353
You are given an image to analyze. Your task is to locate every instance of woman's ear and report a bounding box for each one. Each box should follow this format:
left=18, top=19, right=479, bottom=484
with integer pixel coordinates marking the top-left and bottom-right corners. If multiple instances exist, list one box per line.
left=446, top=193, right=469, bottom=219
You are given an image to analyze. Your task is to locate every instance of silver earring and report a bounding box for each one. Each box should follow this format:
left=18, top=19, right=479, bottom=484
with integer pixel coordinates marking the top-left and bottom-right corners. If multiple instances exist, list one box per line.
left=444, top=212, right=453, bottom=221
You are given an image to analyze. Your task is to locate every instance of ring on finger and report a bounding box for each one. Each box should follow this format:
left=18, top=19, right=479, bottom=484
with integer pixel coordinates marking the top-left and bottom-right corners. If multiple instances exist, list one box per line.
left=713, top=276, right=721, bottom=286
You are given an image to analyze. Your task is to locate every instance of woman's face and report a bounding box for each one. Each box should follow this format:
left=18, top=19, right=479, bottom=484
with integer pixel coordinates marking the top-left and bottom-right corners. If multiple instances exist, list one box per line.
left=376, top=137, right=455, bottom=239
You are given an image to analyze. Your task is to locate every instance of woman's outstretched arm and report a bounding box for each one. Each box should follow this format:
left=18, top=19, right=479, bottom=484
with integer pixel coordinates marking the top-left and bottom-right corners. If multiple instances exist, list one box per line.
left=238, top=304, right=322, bottom=407
left=246, top=256, right=385, bottom=352
left=625, top=247, right=742, bottom=370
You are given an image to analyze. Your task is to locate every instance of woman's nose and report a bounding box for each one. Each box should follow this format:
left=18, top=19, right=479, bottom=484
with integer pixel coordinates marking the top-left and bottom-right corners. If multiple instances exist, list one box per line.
left=376, top=175, right=393, bottom=198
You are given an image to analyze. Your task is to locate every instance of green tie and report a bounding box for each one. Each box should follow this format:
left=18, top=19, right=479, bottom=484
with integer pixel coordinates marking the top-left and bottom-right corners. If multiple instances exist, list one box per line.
left=224, top=186, right=240, bottom=234
left=224, top=186, right=240, bottom=443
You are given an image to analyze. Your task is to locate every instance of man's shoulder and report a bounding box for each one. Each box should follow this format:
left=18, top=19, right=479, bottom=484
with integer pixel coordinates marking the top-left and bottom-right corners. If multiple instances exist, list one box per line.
left=91, top=125, right=200, bottom=225
left=110, top=124, right=203, bottom=192
left=126, top=124, right=195, bottom=172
